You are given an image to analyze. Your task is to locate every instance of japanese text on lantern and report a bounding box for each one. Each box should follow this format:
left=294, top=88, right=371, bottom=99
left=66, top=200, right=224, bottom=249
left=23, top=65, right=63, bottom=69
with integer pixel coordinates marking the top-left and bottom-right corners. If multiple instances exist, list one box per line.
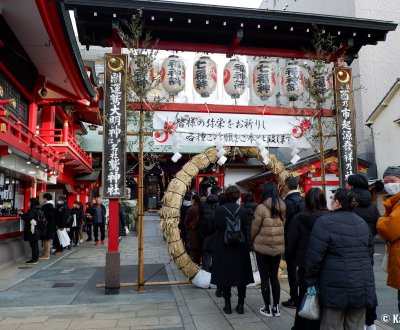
left=256, top=63, right=272, bottom=94
left=103, top=54, right=127, bottom=199
left=233, top=64, right=246, bottom=90
left=194, top=59, right=208, bottom=90
left=334, top=67, right=357, bottom=187
left=285, top=66, right=301, bottom=93
left=168, top=59, right=183, bottom=87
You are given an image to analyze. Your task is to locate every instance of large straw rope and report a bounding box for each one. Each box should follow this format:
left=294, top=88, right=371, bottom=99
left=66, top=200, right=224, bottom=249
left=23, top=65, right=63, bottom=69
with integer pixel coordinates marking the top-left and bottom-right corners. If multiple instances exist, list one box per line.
left=160, top=146, right=291, bottom=280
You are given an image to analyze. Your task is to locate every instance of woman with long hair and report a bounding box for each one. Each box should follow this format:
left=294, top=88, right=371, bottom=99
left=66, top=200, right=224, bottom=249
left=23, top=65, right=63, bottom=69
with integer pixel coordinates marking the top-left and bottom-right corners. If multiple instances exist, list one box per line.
left=306, top=188, right=376, bottom=329
left=21, top=197, right=41, bottom=264
left=286, top=187, right=329, bottom=330
left=211, top=185, right=253, bottom=315
left=252, top=181, right=286, bottom=317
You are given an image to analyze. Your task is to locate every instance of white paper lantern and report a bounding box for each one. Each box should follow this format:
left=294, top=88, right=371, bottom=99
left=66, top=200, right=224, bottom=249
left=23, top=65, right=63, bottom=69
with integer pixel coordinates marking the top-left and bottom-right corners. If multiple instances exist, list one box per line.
left=310, top=65, right=333, bottom=100
left=161, top=55, right=186, bottom=96
left=281, top=59, right=305, bottom=101
left=193, top=56, right=217, bottom=98
left=252, top=60, right=276, bottom=100
left=223, top=58, right=247, bottom=99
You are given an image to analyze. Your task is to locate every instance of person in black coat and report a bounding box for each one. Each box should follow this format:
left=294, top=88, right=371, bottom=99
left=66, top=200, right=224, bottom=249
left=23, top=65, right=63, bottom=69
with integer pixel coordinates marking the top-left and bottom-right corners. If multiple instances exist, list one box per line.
left=283, top=176, right=305, bottom=308
left=346, top=173, right=380, bottom=329
left=242, top=194, right=257, bottom=252
left=69, top=201, right=84, bottom=247
left=53, top=196, right=71, bottom=254
left=211, top=185, right=253, bottom=315
left=21, top=198, right=41, bottom=264
left=84, top=200, right=95, bottom=241
left=179, top=192, right=192, bottom=244
left=40, top=193, right=55, bottom=260
left=286, top=188, right=329, bottom=330
left=306, top=188, right=376, bottom=330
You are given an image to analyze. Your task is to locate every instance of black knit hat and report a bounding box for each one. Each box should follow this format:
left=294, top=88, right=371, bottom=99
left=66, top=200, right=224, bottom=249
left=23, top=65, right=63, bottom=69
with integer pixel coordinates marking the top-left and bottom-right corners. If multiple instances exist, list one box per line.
left=383, top=166, right=400, bottom=178
left=347, top=174, right=369, bottom=189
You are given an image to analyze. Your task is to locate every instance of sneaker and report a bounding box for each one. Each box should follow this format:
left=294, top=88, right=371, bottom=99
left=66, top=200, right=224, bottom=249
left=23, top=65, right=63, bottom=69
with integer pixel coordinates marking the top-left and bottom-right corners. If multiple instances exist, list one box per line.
left=95, top=241, right=99, bottom=246
left=259, top=305, right=272, bottom=317
left=215, top=288, right=223, bottom=297
left=26, top=260, right=38, bottom=265
left=79, top=239, right=83, bottom=243
left=67, top=245, right=71, bottom=250
left=282, top=298, right=297, bottom=308
left=39, top=256, right=50, bottom=260
left=86, top=238, right=92, bottom=242
left=54, top=251, right=63, bottom=256
left=50, top=248, right=56, bottom=254
left=272, top=305, right=281, bottom=317
left=101, top=240, right=105, bottom=245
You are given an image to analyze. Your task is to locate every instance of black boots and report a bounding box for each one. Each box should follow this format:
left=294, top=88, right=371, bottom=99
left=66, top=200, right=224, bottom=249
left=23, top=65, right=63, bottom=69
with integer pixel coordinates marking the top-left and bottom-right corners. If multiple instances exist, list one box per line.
left=236, top=297, right=244, bottom=314
left=223, top=298, right=232, bottom=314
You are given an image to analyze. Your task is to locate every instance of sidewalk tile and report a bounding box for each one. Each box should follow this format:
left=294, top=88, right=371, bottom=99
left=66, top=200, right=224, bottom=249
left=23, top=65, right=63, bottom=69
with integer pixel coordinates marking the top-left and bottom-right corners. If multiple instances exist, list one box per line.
left=117, top=316, right=158, bottom=327
left=192, top=314, right=232, bottom=330
left=68, top=319, right=117, bottom=329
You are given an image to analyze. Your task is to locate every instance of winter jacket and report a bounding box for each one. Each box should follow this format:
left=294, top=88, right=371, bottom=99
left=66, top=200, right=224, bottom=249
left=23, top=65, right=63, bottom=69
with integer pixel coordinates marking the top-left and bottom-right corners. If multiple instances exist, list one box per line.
left=211, top=202, right=254, bottom=287
left=179, top=200, right=191, bottom=243
left=353, top=188, right=380, bottom=236
left=305, top=209, right=376, bottom=309
left=286, top=209, right=329, bottom=268
left=198, top=194, right=218, bottom=239
left=69, top=208, right=84, bottom=228
left=377, top=192, right=400, bottom=289
left=41, top=201, right=55, bottom=240
left=119, top=206, right=126, bottom=236
left=252, top=198, right=286, bottom=257
left=284, top=191, right=305, bottom=239
left=21, top=205, right=41, bottom=242
left=243, top=201, right=257, bottom=251
left=93, top=203, right=106, bottom=224
left=185, top=205, right=200, bottom=250
left=55, top=203, right=70, bottom=229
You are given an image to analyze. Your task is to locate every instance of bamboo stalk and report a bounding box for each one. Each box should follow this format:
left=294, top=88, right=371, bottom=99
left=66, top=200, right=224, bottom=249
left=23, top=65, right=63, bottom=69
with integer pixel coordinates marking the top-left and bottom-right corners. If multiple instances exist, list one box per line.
left=318, top=112, right=327, bottom=195
left=137, top=108, right=145, bottom=291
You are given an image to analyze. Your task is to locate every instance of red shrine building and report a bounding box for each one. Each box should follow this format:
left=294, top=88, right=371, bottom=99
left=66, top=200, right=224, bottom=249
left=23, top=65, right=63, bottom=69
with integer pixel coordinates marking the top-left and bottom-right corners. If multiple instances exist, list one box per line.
left=0, top=0, right=396, bottom=266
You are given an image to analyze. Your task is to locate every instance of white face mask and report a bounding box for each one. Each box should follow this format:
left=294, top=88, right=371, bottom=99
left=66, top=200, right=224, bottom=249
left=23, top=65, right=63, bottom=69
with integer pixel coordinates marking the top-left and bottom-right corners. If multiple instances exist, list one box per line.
left=384, top=183, right=400, bottom=195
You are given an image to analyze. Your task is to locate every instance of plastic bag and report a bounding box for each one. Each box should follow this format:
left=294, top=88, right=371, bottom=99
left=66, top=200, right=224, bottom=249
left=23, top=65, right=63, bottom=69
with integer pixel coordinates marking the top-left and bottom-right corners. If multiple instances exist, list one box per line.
left=298, top=286, right=320, bottom=320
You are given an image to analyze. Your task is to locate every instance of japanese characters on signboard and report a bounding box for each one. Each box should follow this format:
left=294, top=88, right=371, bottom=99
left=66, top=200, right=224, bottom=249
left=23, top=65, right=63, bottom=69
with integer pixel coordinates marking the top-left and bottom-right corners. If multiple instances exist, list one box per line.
left=334, top=67, right=357, bottom=186
left=103, top=54, right=127, bottom=199
left=153, top=111, right=311, bottom=148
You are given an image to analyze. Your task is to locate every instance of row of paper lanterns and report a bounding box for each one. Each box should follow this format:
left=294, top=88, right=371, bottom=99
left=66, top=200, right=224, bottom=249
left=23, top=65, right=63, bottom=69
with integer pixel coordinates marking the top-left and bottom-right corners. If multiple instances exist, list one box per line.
left=130, top=55, right=333, bottom=101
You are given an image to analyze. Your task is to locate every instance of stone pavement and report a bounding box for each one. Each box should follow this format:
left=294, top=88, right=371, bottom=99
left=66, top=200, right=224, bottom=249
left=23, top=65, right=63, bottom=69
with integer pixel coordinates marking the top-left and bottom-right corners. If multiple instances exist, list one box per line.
left=0, top=213, right=397, bottom=329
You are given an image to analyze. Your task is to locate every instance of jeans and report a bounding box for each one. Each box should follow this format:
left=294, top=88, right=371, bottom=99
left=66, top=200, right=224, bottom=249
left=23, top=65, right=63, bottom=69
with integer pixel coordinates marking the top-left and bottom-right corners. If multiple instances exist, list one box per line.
left=93, top=223, right=105, bottom=241
left=256, top=252, right=281, bottom=306
left=86, top=224, right=93, bottom=239
left=29, top=240, right=39, bottom=261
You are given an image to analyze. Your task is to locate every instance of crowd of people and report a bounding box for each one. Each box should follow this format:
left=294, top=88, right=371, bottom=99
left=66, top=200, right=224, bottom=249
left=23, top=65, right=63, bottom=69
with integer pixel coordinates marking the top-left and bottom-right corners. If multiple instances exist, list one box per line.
left=21, top=195, right=127, bottom=263
left=178, top=165, right=400, bottom=330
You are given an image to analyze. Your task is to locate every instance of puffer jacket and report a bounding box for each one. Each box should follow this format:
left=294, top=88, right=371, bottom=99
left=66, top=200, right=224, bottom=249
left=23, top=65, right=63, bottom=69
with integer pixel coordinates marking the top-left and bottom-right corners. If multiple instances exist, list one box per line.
left=377, top=192, right=400, bottom=289
left=251, top=198, right=286, bottom=256
left=306, top=209, right=376, bottom=309
left=243, top=201, right=257, bottom=251
left=353, top=188, right=380, bottom=236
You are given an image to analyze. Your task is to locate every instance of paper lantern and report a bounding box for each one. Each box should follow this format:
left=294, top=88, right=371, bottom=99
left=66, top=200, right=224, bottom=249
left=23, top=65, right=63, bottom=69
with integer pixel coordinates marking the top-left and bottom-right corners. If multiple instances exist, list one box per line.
left=223, top=58, right=247, bottom=99
left=129, top=55, right=153, bottom=89
left=193, top=56, right=217, bottom=98
left=161, top=55, right=186, bottom=96
left=281, top=60, right=305, bottom=101
left=310, top=65, right=333, bottom=100
left=252, top=60, right=276, bottom=100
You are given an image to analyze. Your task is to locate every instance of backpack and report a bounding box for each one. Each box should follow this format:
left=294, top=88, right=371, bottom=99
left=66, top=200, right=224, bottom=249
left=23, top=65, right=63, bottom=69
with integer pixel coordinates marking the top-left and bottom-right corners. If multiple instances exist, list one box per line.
left=36, top=209, right=46, bottom=229
left=223, top=206, right=244, bottom=246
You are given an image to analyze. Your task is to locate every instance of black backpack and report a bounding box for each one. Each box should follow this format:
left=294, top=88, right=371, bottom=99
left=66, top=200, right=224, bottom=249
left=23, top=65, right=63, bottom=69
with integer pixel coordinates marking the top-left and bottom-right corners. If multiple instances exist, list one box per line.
left=36, top=209, right=46, bottom=228
left=223, top=206, right=244, bottom=246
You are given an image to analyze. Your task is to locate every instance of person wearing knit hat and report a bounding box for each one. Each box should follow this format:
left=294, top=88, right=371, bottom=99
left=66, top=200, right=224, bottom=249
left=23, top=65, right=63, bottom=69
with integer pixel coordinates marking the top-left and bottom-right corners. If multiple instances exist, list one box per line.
left=377, top=166, right=400, bottom=314
left=346, top=173, right=380, bottom=330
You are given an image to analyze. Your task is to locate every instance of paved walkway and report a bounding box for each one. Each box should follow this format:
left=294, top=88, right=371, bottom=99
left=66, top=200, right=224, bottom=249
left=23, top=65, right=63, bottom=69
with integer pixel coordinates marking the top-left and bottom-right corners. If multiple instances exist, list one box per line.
left=0, top=213, right=397, bottom=329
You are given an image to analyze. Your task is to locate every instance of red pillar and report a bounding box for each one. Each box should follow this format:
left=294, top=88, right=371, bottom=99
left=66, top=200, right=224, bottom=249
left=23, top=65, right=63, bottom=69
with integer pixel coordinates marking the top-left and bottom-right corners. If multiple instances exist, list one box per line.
left=28, top=103, right=38, bottom=133
left=108, top=199, right=119, bottom=252
left=41, top=106, right=56, bottom=143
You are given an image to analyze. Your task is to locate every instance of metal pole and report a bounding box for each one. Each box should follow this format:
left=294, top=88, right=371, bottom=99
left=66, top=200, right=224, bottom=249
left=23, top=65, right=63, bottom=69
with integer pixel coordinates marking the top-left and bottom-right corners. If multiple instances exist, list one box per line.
left=137, top=108, right=145, bottom=292
left=318, top=112, right=326, bottom=195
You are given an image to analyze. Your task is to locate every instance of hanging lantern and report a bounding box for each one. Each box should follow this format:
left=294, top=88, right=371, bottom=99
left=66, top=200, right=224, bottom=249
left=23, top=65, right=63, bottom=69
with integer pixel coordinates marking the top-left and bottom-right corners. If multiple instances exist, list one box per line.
left=252, top=60, right=276, bottom=100
left=223, top=58, right=247, bottom=99
left=129, top=55, right=153, bottom=91
left=281, top=59, right=305, bottom=101
left=193, top=56, right=217, bottom=98
left=161, top=55, right=186, bottom=96
left=310, top=64, right=333, bottom=101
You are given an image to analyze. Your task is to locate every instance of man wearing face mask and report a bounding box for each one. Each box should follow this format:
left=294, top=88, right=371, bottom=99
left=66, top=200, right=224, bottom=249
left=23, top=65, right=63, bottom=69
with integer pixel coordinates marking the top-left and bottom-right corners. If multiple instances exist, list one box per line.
left=377, top=166, right=400, bottom=313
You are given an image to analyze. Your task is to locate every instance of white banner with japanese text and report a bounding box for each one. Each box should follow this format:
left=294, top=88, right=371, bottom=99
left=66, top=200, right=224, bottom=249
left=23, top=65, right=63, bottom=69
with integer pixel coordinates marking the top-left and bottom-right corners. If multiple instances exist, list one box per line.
left=153, top=111, right=311, bottom=148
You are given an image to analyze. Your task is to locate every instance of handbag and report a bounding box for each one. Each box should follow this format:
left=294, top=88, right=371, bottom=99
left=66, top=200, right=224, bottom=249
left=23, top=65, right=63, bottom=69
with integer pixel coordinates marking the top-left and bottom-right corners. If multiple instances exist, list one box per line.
left=298, top=286, right=320, bottom=320
left=56, top=229, right=71, bottom=247
left=381, top=244, right=389, bottom=273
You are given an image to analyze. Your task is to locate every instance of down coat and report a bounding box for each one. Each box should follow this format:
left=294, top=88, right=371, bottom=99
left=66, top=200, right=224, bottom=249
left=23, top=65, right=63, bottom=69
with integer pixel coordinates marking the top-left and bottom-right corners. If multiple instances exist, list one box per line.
left=377, top=192, right=400, bottom=290
left=251, top=198, right=286, bottom=257
left=305, top=209, right=376, bottom=309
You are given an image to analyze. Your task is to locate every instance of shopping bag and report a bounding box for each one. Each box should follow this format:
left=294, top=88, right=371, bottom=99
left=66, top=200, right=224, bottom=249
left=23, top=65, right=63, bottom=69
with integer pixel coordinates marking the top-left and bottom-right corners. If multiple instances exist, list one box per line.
left=57, top=229, right=71, bottom=247
left=298, top=287, right=320, bottom=320
left=381, top=244, right=389, bottom=273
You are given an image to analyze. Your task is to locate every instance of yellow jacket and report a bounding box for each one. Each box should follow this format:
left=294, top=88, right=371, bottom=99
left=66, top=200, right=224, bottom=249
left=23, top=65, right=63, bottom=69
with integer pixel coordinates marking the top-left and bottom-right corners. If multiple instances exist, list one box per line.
left=377, top=192, right=400, bottom=289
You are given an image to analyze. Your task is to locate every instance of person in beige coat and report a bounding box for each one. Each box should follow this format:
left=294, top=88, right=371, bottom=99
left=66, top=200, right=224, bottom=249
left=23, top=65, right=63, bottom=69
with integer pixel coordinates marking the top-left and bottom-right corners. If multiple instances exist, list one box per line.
left=252, top=181, right=286, bottom=318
